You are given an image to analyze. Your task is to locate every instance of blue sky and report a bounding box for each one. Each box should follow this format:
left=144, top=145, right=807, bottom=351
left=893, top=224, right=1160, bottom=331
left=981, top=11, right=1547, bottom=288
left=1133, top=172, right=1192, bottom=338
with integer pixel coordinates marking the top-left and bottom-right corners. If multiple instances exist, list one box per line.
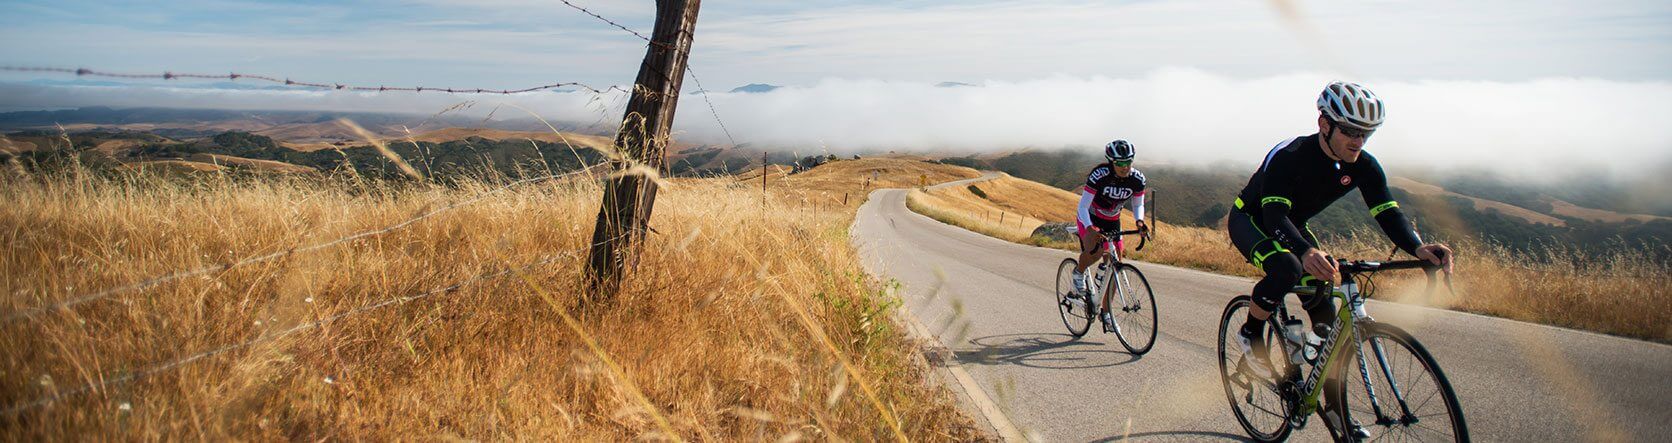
left=3, top=0, right=1669, bottom=88
left=2, top=1, right=1670, bottom=175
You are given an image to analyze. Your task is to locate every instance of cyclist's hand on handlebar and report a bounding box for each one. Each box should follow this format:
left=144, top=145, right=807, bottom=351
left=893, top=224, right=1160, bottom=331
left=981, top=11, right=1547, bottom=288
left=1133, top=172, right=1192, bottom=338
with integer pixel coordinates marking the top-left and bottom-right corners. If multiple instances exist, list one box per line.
left=1302, top=248, right=1338, bottom=285
left=1135, top=219, right=1150, bottom=236
left=1417, top=243, right=1454, bottom=273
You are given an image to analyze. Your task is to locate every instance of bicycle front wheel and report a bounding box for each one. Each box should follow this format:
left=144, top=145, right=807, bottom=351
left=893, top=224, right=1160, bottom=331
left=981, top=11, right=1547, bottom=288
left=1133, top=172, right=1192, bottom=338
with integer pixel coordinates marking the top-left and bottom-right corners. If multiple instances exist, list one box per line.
left=1217, top=296, right=1294, bottom=442
left=1110, top=263, right=1158, bottom=355
left=1335, top=322, right=1469, bottom=442
left=1055, top=258, right=1093, bottom=337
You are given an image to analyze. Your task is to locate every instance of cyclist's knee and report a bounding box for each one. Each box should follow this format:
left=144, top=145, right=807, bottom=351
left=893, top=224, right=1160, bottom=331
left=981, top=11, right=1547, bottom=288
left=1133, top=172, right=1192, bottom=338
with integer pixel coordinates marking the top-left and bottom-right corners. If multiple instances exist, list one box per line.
left=1250, top=255, right=1301, bottom=311
left=1265, top=254, right=1303, bottom=285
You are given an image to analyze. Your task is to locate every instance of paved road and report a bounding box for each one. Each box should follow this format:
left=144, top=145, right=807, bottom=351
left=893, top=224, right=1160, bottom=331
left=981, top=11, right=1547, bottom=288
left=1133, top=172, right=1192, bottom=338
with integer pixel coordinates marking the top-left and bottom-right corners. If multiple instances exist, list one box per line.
left=853, top=185, right=1672, bottom=442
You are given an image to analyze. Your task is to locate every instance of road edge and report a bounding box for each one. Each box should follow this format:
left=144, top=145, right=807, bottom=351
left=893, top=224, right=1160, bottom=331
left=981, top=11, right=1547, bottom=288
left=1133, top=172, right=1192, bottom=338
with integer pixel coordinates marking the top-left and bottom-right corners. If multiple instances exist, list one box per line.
left=898, top=304, right=1031, bottom=442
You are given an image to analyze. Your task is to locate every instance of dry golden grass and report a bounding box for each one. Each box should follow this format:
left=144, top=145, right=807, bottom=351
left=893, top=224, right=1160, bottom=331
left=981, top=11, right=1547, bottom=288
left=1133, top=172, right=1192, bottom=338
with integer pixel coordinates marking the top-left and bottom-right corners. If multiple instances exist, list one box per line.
left=187, top=154, right=316, bottom=174
left=117, top=160, right=228, bottom=174
left=908, top=175, right=1074, bottom=237
left=1326, top=232, right=1672, bottom=342
left=734, top=158, right=982, bottom=214
left=905, top=174, right=1672, bottom=343
left=0, top=168, right=983, bottom=440
left=905, top=189, right=1038, bottom=244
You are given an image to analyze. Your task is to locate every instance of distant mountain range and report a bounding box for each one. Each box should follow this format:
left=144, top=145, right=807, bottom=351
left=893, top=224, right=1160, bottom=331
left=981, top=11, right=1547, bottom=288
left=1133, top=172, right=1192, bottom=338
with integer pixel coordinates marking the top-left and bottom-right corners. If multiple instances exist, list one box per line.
left=729, top=83, right=780, bottom=93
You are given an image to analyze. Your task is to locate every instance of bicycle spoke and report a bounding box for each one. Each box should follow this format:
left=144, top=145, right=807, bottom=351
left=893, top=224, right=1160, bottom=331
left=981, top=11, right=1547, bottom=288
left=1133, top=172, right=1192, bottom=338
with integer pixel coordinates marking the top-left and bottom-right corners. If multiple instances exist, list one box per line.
left=1345, top=327, right=1463, bottom=443
left=1411, top=384, right=1442, bottom=416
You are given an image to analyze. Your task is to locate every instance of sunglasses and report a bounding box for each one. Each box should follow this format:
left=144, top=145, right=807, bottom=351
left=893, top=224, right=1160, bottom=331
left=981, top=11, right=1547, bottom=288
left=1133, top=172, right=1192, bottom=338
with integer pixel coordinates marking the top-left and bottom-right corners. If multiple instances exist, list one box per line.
left=1332, top=122, right=1375, bottom=139
left=1113, top=160, right=1133, bottom=167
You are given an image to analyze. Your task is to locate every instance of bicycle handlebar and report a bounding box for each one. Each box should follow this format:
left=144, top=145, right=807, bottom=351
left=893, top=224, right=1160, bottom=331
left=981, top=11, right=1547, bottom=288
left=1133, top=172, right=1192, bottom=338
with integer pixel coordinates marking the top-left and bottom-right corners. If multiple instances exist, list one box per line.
left=1099, top=229, right=1148, bottom=252
left=1309, top=250, right=1454, bottom=300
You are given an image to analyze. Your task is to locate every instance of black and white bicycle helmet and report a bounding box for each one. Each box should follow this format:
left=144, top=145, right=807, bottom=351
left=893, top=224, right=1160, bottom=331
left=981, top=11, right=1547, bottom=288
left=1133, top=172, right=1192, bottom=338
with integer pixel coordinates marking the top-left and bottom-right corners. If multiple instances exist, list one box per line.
left=1317, top=81, right=1384, bottom=131
left=1105, top=139, right=1135, bottom=163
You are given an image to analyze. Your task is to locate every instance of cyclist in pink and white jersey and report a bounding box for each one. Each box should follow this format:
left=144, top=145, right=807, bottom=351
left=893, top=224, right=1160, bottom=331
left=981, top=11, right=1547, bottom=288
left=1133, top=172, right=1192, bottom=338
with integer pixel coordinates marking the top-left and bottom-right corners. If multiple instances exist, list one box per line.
left=1071, top=140, right=1150, bottom=325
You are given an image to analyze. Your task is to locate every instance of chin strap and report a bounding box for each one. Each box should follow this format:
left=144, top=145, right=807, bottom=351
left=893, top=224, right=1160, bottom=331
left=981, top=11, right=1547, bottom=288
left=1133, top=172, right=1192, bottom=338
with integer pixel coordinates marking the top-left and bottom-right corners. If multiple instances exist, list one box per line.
left=1321, top=123, right=1344, bottom=164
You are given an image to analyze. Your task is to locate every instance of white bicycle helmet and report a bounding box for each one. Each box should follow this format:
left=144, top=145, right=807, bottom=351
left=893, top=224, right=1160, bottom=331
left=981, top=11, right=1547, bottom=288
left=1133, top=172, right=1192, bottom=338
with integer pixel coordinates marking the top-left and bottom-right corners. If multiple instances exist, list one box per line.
left=1317, top=81, right=1384, bottom=131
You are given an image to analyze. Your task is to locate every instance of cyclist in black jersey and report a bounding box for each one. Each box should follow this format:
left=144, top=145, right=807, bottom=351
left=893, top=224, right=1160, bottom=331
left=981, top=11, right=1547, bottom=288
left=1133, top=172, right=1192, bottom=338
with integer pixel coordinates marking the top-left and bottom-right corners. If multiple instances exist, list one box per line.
left=1227, top=82, right=1453, bottom=367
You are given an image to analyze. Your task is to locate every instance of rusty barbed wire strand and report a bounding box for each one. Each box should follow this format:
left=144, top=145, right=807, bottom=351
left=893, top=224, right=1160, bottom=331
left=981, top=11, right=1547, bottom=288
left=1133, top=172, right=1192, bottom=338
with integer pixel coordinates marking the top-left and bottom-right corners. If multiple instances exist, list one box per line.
left=0, top=65, right=629, bottom=95
left=1, top=234, right=621, bottom=416
left=556, top=0, right=741, bottom=149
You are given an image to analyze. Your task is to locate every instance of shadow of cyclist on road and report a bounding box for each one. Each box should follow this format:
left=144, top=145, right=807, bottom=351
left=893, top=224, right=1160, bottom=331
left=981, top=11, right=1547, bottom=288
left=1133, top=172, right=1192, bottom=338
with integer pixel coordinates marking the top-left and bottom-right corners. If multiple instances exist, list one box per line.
left=951, top=333, right=1139, bottom=369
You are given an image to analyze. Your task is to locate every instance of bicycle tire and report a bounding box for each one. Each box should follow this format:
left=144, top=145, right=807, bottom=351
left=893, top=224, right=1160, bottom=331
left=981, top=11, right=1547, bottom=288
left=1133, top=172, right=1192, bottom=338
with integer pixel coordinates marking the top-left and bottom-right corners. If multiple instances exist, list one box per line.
left=1110, top=263, right=1158, bottom=355
left=1055, top=258, right=1093, bottom=337
left=1217, top=296, right=1295, bottom=442
left=1334, top=321, right=1469, bottom=442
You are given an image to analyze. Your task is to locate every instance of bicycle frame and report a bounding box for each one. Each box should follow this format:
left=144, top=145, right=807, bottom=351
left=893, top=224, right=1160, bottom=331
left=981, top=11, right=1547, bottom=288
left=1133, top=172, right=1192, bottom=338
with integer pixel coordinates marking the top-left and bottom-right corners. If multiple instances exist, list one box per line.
left=1090, top=230, right=1146, bottom=313
left=1279, top=266, right=1434, bottom=431
left=1281, top=281, right=1358, bottom=419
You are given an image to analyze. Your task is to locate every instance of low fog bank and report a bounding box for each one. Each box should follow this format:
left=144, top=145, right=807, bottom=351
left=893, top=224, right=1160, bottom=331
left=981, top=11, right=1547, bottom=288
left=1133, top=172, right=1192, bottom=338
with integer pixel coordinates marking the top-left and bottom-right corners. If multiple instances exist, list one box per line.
left=4, top=67, right=1669, bottom=181
left=672, top=68, right=1672, bottom=181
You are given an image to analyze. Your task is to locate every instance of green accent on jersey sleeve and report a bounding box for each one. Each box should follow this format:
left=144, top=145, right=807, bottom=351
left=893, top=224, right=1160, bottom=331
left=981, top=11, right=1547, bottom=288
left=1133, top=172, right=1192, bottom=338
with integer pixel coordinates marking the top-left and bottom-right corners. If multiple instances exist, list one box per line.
left=1261, top=196, right=1293, bottom=207
left=1368, top=201, right=1399, bottom=217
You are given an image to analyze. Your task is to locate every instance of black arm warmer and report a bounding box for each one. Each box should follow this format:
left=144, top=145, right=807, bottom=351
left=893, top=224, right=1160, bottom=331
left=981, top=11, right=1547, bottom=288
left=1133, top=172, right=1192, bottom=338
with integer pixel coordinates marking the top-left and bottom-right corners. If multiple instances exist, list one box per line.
left=1374, top=208, right=1423, bottom=257
left=1262, top=203, right=1316, bottom=255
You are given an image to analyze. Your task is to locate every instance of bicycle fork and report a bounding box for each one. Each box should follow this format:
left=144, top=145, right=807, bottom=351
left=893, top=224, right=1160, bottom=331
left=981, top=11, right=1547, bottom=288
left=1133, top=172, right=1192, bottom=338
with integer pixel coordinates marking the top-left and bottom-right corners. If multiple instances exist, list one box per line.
left=1357, top=335, right=1420, bottom=427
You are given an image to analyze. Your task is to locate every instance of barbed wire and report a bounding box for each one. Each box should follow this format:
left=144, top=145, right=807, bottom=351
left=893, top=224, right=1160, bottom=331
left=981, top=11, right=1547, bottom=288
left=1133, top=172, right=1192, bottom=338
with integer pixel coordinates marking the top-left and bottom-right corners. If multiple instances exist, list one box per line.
left=556, top=0, right=741, bottom=149
left=1, top=163, right=606, bottom=325
left=1, top=234, right=621, bottom=416
left=0, top=66, right=630, bottom=95
left=558, top=0, right=656, bottom=43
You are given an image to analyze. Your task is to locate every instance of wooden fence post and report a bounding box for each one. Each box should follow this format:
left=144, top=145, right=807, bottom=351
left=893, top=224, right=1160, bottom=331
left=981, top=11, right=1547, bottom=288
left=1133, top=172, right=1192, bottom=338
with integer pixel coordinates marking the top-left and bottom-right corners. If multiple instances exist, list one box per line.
left=585, top=0, right=703, bottom=302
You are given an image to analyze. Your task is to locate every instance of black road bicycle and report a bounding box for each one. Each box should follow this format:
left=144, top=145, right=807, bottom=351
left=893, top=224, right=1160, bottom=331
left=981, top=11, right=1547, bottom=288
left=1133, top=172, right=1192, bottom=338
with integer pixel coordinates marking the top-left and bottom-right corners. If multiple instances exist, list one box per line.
left=1054, top=228, right=1158, bottom=355
left=1216, top=256, right=1468, bottom=442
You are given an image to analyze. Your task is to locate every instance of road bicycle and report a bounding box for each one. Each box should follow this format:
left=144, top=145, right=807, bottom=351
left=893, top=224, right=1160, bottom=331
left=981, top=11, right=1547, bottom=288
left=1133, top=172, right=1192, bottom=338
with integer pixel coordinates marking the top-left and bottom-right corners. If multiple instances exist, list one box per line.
left=1216, top=256, right=1468, bottom=442
left=1054, top=228, right=1157, bottom=355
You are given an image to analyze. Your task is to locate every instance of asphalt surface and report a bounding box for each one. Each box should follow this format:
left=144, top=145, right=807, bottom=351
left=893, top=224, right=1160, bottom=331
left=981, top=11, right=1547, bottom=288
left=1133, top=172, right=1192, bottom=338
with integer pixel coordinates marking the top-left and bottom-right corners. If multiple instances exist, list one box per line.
left=853, top=177, right=1672, bottom=442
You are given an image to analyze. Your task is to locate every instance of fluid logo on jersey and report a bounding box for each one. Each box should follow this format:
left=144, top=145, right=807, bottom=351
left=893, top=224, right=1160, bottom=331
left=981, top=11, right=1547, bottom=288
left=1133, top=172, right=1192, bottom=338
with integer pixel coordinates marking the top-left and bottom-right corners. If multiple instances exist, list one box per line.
left=1101, top=187, right=1134, bottom=200
left=1090, top=168, right=1109, bottom=181
left=1339, top=175, right=1352, bottom=186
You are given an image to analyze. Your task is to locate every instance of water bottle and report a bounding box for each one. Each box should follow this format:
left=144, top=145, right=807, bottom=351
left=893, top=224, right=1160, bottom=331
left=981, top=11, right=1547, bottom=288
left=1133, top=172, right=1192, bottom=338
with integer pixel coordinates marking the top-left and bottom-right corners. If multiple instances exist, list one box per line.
left=1092, top=262, right=1108, bottom=292
left=1282, top=319, right=1307, bottom=365
left=1304, top=324, right=1328, bottom=363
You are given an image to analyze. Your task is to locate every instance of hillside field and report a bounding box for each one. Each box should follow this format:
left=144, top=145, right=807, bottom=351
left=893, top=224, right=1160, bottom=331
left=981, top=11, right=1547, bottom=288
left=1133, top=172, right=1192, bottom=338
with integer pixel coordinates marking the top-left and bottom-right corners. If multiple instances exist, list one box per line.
left=0, top=160, right=988, bottom=440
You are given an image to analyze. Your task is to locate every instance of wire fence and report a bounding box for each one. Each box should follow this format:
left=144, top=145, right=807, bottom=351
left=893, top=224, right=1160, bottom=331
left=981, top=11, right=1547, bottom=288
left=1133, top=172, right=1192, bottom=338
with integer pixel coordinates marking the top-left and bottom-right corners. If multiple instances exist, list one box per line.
left=1, top=163, right=605, bottom=324
left=0, top=66, right=629, bottom=95
left=1, top=233, right=623, bottom=416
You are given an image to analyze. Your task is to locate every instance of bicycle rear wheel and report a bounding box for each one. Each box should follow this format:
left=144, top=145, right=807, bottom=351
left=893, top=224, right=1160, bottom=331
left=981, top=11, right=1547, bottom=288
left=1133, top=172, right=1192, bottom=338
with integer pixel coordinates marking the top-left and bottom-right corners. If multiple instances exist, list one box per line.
left=1110, top=263, right=1158, bottom=355
left=1055, top=258, right=1093, bottom=337
left=1336, top=322, right=1469, bottom=442
left=1217, top=296, right=1294, bottom=442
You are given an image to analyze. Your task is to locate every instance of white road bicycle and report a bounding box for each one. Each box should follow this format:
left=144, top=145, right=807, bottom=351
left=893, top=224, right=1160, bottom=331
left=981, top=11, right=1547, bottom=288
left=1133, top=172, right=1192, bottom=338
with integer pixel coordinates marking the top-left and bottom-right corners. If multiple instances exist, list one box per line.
left=1054, top=228, right=1158, bottom=355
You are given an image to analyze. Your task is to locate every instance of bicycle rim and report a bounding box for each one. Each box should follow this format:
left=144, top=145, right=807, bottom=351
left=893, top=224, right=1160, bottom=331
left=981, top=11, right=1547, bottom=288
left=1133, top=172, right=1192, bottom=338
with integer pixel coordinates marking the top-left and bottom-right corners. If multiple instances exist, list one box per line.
left=1337, top=323, right=1469, bottom=442
left=1217, top=296, right=1294, bottom=442
left=1112, top=264, right=1158, bottom=354
left=1055, top=258, right=1092, bottom=337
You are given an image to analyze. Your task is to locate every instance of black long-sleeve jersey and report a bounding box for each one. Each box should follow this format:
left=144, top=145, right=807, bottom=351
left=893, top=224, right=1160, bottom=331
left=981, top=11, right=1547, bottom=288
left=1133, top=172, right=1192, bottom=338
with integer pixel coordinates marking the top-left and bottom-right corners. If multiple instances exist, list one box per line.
left=1233, top=134, right=1422, bottom=256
